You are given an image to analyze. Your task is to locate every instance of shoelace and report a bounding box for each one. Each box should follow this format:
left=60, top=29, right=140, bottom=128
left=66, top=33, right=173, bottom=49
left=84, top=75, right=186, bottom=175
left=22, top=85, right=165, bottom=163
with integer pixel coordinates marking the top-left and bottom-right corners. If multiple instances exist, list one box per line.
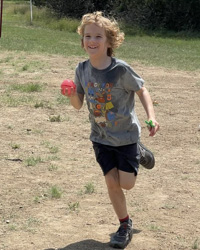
left=117, top=223, right=130, bottom=237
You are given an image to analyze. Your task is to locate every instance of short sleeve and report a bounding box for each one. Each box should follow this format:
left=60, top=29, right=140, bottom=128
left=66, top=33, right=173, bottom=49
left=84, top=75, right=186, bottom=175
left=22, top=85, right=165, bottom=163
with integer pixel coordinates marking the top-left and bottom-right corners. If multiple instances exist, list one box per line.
left=74, top=65, right=84, bottom=94
left=122, top=65, right=144, bottom=92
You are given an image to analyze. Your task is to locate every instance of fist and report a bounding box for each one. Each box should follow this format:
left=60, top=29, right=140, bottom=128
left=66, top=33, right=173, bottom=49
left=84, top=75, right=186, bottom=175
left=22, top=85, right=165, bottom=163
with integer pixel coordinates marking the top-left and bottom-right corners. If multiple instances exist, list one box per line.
left=61, top=79, right=76, bottom=96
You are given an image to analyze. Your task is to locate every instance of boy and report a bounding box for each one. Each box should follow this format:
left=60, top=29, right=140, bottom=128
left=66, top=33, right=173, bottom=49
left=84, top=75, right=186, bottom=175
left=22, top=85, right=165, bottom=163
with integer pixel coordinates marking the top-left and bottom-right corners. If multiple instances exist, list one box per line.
left=63, top=11, right=159, bottom=249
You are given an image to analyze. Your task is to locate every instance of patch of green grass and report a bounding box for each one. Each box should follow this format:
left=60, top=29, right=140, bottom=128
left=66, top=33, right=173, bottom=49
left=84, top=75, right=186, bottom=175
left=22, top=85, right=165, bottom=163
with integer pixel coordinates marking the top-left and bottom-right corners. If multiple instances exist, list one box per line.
left=84, top=182, right=95, bottom=194
left=50, top=186, right=62, bottom=199
left=117, top=35, right=200, bottom=71
left=1, top=2, right=200, bottom=71
left=0, top=93, right=35, bottom=107
left=0, top=56, right=13, bottom=63
left=8, top=83, right=43, bottom=93
left=25, top=156, right=42, bottom=166
left=5, top=24, right=81, bottom=56
left=22, top=64, right=29, bottom=71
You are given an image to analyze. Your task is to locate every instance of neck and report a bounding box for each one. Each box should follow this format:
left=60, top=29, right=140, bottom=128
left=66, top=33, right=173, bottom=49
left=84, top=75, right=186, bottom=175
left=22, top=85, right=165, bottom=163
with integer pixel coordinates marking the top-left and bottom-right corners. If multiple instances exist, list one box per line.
left=90, top=55, right=112, bottom=70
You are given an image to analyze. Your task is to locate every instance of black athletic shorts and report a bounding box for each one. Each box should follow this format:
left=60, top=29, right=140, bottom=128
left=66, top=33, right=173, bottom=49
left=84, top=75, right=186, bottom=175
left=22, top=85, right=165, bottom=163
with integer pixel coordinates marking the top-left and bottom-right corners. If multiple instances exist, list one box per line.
left=92, top=141, right=140, bottom=176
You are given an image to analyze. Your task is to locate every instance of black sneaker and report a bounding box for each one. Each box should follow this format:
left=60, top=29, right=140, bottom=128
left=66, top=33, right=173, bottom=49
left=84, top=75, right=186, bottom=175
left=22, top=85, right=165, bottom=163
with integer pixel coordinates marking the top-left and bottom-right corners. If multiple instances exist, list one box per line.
left=138, top=141, right=155, bottom=169
left=110, top=219, right=133, bottom=249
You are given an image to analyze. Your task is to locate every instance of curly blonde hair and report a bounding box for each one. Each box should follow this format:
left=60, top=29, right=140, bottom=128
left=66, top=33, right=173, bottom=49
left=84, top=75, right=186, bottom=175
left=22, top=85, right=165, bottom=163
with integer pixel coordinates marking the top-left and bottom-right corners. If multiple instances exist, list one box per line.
left=77, top=11, right=124, bottom=57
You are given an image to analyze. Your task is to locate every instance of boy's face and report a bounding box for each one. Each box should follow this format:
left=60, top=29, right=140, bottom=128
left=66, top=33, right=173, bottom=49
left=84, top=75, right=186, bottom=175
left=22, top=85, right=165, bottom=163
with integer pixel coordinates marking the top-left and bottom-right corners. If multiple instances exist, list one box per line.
left=83, top=23, right=110, bottom=58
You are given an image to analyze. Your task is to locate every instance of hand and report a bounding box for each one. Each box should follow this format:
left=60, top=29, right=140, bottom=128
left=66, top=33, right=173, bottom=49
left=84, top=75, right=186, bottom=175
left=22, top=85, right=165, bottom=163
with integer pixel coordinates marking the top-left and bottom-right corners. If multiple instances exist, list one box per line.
left=146, top=119, right=160, bottom=137
left=61, top=79, right=76, bottom=97
left=61, top=86, right=77, bottom=97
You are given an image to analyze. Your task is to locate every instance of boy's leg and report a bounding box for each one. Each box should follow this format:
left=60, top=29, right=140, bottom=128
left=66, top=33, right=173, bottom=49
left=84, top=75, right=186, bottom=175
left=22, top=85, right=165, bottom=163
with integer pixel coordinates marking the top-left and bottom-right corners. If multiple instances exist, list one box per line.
left=119, top=170, right=137, bottom=190
left=105, top=168, right=136, bottom=218
left=105, top=168, right=126, bottom=219
left=105, top=168, right=136, bottom=248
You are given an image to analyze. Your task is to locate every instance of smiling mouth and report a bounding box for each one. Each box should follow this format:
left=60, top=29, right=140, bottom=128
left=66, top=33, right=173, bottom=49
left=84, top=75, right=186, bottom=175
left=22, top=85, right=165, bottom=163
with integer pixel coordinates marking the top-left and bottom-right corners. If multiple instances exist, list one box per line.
left=88, top=46, right=97, bottom=49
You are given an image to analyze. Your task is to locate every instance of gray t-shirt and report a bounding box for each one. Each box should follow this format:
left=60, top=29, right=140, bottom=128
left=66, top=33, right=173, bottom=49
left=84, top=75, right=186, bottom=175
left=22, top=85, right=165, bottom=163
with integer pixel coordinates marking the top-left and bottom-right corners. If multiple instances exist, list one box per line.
left=74, top=57, right=144, bottom=146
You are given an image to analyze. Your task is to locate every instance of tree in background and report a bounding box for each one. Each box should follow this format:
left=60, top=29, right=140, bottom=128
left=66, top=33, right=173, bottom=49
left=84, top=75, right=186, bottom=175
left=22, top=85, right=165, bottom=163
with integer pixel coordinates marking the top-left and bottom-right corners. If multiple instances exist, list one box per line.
left=33, top=0, right=200, bottom=32
left=33, top=0, right=113, bottom=18
left=114, top=0, right=200, bottom=32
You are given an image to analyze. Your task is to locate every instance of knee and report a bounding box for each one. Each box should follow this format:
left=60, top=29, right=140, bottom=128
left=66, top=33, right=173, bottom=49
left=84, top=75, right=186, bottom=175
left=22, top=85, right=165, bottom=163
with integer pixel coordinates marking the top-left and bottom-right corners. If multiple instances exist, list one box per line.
left=105, top=172, right=120, bottom=191
left=119, top=171, right=136, bottom=190
left=120, top=182, right=135, bottom=190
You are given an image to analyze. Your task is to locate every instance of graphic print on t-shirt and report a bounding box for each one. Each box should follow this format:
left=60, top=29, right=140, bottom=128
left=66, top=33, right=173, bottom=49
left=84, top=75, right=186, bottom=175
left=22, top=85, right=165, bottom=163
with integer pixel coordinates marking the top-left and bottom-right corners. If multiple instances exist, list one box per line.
left=85, top=81, right=118, bottom=128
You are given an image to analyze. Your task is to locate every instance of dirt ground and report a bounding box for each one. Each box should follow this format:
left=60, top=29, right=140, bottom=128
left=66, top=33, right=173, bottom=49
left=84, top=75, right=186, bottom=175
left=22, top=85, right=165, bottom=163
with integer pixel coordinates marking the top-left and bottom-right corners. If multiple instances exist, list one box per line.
left=0, top=51, right=200, bottom=250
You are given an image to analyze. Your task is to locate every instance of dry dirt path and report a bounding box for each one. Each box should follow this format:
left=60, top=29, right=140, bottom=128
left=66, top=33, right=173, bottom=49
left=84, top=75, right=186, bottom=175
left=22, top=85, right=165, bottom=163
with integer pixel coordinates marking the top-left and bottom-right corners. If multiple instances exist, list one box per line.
left=0, top=51, right=200, bottom=250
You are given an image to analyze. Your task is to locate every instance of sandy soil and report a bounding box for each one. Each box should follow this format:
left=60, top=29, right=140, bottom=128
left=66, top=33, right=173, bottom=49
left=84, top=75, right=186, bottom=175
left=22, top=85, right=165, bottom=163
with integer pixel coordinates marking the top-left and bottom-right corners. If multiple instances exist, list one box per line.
left=0, top=51, right=200, bottom=250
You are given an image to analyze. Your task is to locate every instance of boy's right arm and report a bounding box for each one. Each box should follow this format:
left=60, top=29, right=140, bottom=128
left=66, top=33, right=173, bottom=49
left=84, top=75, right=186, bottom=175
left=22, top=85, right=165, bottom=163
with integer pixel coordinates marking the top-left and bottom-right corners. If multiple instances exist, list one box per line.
left=70, top=93, right=84, bottom=110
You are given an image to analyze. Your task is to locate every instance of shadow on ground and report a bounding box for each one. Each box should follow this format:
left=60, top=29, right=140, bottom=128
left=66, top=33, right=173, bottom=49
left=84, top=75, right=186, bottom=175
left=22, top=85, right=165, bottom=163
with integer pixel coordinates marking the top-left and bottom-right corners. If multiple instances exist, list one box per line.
left=44, top=229, right=141, bottom=250
left=44, top=239, right=110, bottom=250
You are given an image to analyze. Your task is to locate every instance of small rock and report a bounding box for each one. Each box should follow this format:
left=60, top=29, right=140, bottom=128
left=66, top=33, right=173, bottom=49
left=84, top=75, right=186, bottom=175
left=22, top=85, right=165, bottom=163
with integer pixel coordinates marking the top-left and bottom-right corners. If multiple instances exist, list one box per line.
left=153, top=100, right=159, bottom=105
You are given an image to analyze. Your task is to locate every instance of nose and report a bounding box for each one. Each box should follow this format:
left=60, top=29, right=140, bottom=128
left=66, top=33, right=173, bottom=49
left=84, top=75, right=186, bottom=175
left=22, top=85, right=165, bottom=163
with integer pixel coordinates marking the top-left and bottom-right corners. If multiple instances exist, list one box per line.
left=89, top=37, right=97, bottom=43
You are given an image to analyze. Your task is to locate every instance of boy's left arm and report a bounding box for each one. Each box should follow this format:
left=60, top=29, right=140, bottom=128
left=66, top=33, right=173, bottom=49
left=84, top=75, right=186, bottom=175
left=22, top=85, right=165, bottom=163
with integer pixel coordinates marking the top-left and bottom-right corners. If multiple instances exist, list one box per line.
left=136, top=86, right=160, bottom=136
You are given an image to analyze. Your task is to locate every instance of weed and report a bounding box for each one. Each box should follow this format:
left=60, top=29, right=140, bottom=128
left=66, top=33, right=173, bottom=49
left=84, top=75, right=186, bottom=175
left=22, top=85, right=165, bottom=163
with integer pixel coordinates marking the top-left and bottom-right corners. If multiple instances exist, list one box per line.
left=7, top=125, right=14, bottom=130
left=68, top=202, right=79, bottom=212
left=42, top=141, right=59, bottom=154
left=10, top=143, right=20, bottom=150
left=33, top=196, right=40, bottom=203
left=22, top=64, right=29, bottom=71
left=48, top=164, right=58, bottom=171
left=49, top=146, right=59, bottom=154
left=84, top=182, right=95, bottom=194
left=50, top=186, right=62, bottom=199
left=49, top=115, right=61, bottom=122
left=149, top=224, right=161, bottom=231
left=34, top=101, right=52, bottom=109
left=34, top=102, right=44, bottom=108
left=192, top=239, right=199, bottom=249
left=8, top=224, right=17, bottom=231
left=25, top=156, right=42, bottom=166
left=46, top=155, right=60, bottom=161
